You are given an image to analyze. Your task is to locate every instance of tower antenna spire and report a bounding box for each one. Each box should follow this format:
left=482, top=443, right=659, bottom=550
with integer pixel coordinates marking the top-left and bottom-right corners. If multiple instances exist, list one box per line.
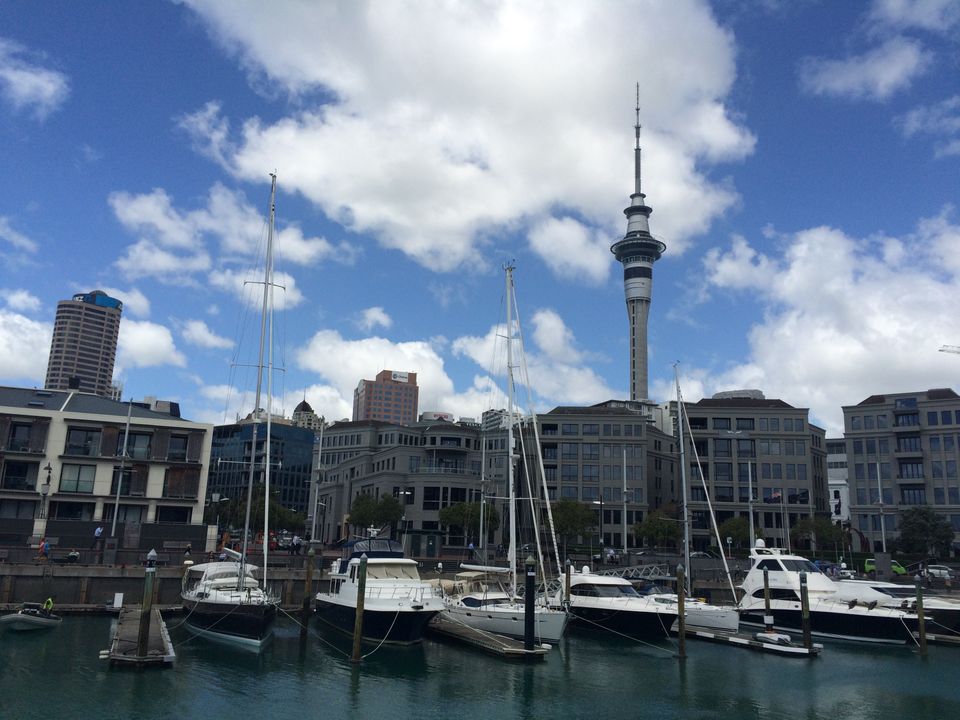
left=635, top=82, right=642, bottom=196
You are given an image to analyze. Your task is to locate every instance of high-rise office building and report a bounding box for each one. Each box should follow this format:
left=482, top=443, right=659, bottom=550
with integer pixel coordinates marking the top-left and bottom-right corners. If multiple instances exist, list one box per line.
left=352, top=370, right=419, bottom=425
left=45, top=290, right=123, bottom=397
left=610, top=91, right=665, bottom=402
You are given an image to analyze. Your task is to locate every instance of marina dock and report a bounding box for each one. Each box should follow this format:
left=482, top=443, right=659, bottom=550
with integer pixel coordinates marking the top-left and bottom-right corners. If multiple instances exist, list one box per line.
left=102, top=606, right=175, bottom=667
left=680, top=627, right=822, bottom=657
left=427, top=614, right=550, bottom=660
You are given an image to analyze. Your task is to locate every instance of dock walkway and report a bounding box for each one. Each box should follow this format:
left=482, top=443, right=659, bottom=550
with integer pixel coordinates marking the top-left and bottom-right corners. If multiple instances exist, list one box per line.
left=427, top=614, right=550, bottom=660
left=104, top=606, right=175, bottom=667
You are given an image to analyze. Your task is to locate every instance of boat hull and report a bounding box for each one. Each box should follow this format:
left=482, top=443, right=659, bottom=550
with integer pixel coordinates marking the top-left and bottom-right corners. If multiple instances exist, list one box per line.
left=182, top=596, right=276, bottom=648
left=738, top=606, right=917, bottom=644
left=567, top=603, right=677, bottom=640
left=315, top=598, right=437, bottom=645
left=440, top=603, right=567, bottom=643
left=0, top=611, right=62, bottom=631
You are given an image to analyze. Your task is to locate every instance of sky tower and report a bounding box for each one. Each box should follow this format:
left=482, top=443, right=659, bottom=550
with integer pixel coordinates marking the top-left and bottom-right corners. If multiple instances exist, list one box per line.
left=610, top=87, right=666, bottom=402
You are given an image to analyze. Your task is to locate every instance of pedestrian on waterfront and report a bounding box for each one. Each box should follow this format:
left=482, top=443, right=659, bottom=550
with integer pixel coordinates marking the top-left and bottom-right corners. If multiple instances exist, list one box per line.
left=293, top=535, right=302, bottom=555
left=41, top=538, right=50, bottom=561
left=42, top=597, right=54, bottom=615
left=92, top=525, right=103, bottom=549
left=183, top=544, right=192, bottom=559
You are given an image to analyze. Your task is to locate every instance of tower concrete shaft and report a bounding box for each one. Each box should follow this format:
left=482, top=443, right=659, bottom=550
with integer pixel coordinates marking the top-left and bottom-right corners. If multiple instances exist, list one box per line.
left=610, top=90, right=665, bottom=401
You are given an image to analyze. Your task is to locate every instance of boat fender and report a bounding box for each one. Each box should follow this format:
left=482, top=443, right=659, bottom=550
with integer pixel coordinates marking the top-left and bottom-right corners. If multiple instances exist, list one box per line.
left=847, top=599, right=858, bottom=609
left=581, top=565, right=591, bottom=574
left=867, top=600, right=877, bottom=611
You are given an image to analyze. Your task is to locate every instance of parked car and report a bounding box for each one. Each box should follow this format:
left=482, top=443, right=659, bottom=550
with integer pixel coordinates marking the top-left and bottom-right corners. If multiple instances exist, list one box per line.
left=924, top=564, right=954, bottom=580
left=863, top=558, right=907, bottom=576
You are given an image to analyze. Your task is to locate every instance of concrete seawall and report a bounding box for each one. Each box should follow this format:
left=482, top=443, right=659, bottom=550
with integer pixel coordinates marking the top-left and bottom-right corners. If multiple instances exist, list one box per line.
left=0, top=561, right=325, bottom=610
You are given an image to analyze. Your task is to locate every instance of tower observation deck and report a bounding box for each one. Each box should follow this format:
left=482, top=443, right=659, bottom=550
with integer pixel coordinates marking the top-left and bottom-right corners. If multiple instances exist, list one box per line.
left=610, top=88, right=665, bottom=402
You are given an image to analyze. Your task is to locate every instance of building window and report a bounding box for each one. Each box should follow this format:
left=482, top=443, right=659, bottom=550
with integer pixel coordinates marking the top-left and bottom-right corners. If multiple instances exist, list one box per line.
left=714, top=438, right=732, bottom=458
left=582, top=424, right=599, bottom=436
left=712, top=418, right=732, bottom=430
left=60, top=464, right=96, bottom=493
left=736, top=418, right=755, bottom=431
left=899, top=461, right=924, bottom=479
left=561, top=465, right=578, bottom=482
left=900, top=485, right=926, bottom=505
left=582, top=443, right=600, bottom=460
left=561, top=424, right=578, bottom=436
left=714, top=485, right=734, bottom=502
left=65, top=428, right=101, bottom=456
left=119, top=431, right=151, bottom=459
left=737, top=439, right=755, bottom=458
left=422, top=487, right=440, bottom=510
left=561, top=486, right=578, bottom=499
left=582, top=465, right=599, bottom=482
left=168, top=435, right=188, bottom=461
left=561, top=443, right=578, bottom=460
left=7, top=422, right=31, bottom=451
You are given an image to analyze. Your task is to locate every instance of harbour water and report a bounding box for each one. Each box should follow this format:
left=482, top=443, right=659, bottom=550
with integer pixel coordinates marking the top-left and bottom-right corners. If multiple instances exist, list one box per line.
left=2, top=615, right=959, bottom=719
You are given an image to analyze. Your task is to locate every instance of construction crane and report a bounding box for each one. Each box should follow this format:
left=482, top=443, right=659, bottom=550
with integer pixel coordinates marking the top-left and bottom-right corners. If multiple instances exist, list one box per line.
left=940, top=345, right=960, bottom=355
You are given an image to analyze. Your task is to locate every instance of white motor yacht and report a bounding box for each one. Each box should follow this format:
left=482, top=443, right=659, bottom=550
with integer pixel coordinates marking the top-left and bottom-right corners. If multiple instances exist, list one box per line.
left=315, top=538, right=443, bottom=645
left=738, top=541, right=921, bottom=644
left=550, top=567, right=678, bottom=640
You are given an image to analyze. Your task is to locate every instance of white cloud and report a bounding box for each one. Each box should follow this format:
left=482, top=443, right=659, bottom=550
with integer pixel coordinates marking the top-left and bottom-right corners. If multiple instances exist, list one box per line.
left=358, top=306, right=392, bottom=332
left=868, top=0, right=960, bottom=33
left=100, top=286, right=151, bottom=318
left=896, top=95, right=960, bottom=158
left=693, top=210, right=960, bottom=434
left=530, top=309, right=583, bottom=364
left=0, top=216, right=39, bottom=252
left=0, top=309, right=50, bottom=381
left=0, top=37, right=69, bottom=119
left=527, top=217, right=611, bottom=284
left=178, top=1, right=755, bottom=272
left=109, top=188, right=198, bottom=249
left=0, top=288, right=41, bottom=313
left=207, top=267, right=304, bottom=310
left=798, top=36, right=933, bottom=101
left=117, top=320, right=187, bottom=369
left=181, top=319, right=234, bottom=349
left=115, top=239, right=211, bottom=282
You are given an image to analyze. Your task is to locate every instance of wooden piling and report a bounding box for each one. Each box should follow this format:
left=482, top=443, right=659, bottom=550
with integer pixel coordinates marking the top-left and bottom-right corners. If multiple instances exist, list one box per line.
left=301, top=549, right=315, bottom=641
left=915, top=575, right=927, bottom=657
left=137, top=551, right=157, bottom=658
left=350, top=554, right=368, bottom=664
left=799, top=571, right=812, bottom=650
left=677, top=565, right=687, bottom=660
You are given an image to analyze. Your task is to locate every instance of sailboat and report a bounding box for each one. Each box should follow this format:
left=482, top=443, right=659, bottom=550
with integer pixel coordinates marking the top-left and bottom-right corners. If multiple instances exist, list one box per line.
left=180, top=174, right=281, bottom=649
left=437, top=264, right=568, bottom=644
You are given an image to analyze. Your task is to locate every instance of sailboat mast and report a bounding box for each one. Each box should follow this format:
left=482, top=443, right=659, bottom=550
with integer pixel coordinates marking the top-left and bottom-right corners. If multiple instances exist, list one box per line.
left=262, top=172, right=277, bottom=590
left=675, top=364, right=691, bottom=594
left=505, top=264, right=517, bottom=598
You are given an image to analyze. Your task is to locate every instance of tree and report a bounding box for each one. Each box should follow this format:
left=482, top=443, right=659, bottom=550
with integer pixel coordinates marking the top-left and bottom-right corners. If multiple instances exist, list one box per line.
left=791, top=516, right=842, bottom=552
left=375, top=495, right=404, bottom=528
left=898, top=506, right=955, bottom=557
left=438, top=502, right=500, bottom=544
left=348, top=493, right=379, bottom=533
left=634, top=510, right=682, bottom=549
left=718, top=516, right=750, bottom=549
left=551, top=500, right=596, bottom=558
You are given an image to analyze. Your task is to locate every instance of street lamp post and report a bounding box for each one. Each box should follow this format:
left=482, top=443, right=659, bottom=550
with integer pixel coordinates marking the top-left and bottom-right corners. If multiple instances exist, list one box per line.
left=39, top=463, right=52, bottom=519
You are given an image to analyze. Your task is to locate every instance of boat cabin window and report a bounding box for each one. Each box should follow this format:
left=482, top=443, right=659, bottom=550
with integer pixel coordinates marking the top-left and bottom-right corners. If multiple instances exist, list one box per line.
left=752, top=588, right=798, bottom=600
left=573, top=583, right=639, bottom=598
left=365, top=564, right=421, bottom=580
left=781, top=559, right=820, bottom=574
left=756, top=559, right=783, bottom=572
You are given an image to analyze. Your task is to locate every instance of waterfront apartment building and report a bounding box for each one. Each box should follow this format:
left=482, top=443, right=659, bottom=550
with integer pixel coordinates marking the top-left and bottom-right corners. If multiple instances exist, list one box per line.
left=0, top=386, right=213, bottom=550
left=314, top=417, right=483, bottom=557
left=842, top=388, right=960, bottom=555
left=313, top=401, right=677, bottom=558
left=678, top=391, right=828, bottom=553
left=352, top=370, right=419, bottom=425
left=45, top=290, right=123, bottom=397
left=207, top=417, right=316, bottom=517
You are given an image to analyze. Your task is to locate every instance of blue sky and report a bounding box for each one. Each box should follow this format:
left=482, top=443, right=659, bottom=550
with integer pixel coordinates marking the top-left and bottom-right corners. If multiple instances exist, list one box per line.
left=1, top=0, right=959, bottom=436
